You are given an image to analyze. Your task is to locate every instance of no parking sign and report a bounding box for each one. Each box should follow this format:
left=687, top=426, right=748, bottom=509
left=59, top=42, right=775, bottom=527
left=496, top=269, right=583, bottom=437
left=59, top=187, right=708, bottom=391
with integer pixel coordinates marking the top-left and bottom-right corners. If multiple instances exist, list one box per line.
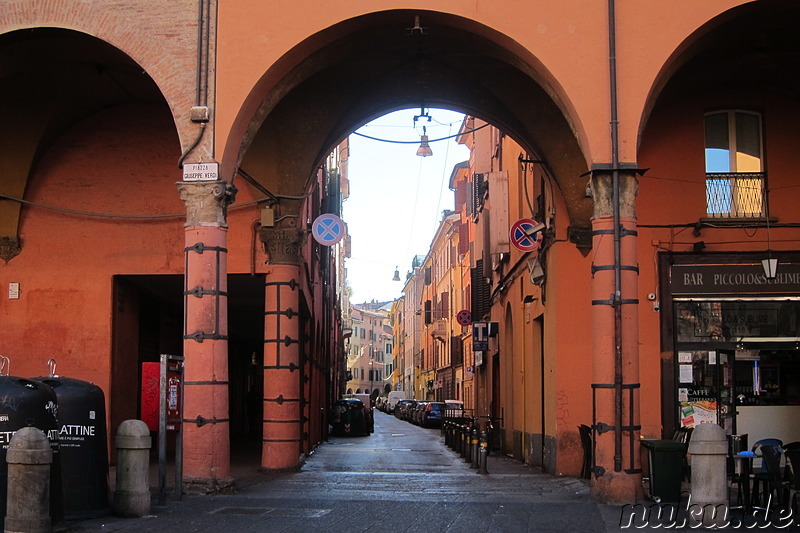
left=312, top=214, right=345, bottom=246
left=509, top=218, right=543, bottom=252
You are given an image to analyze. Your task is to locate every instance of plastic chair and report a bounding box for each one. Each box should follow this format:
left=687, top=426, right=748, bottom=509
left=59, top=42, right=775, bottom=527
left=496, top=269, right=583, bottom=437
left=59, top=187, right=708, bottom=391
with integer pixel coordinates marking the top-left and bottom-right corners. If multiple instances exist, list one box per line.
left=673, top=427, right=693, bottom=480
left=578, top=425, right=592, bottom=479
left=784, top=448, right=800, bottom=516
left=759, top=445, right=791, bottom=509
left=751, top=438, right=783, bottom=501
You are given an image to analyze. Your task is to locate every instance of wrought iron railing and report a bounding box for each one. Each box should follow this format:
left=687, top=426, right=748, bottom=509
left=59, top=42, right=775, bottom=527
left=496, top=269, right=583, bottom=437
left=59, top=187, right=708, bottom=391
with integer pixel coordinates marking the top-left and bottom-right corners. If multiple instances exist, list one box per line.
left=705, top=172, right=765, bottom=219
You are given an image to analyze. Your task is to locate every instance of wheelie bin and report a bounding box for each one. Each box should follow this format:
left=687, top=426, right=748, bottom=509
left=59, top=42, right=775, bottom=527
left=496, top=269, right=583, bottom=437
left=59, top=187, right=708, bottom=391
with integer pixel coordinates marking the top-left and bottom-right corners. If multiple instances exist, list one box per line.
left=640, top=439, right=686, bottom=502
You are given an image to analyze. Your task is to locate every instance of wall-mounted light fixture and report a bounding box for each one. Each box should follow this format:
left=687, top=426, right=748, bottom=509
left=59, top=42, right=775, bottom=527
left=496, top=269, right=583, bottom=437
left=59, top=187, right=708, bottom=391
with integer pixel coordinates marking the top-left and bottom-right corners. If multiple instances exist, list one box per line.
left=762, top=257, right=778, bottom=280
left=763, top=199, right=778, bottom=280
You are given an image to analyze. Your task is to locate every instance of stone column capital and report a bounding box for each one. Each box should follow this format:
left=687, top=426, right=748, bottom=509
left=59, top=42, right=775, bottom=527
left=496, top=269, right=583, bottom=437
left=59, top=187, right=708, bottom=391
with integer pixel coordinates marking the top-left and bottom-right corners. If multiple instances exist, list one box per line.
left=588, top=168, right=639, bottom=219
left=176, top=181, right=237, bottom=228
left=259, top=223, right=304, bottom=265
left=0, top=236, right=21, bottom=264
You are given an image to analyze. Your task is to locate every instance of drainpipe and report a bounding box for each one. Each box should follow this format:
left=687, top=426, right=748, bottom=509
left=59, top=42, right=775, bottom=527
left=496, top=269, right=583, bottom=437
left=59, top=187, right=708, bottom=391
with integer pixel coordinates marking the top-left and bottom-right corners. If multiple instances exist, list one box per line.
left=607, top=0, right=623, bottom=474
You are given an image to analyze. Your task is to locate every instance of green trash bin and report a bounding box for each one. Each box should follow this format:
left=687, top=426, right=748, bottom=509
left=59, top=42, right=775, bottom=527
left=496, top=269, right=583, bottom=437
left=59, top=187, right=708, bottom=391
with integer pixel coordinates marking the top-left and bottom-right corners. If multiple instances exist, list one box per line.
left=641, top=439, right=686, bottom=502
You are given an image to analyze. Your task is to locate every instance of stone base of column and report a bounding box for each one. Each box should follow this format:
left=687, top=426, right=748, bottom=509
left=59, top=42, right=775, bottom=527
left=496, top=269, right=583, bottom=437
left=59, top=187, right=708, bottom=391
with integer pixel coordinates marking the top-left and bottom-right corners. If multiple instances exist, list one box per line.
left=182, top=476, right=235, bottom=495
left=590, top=470, right=643, bottom=504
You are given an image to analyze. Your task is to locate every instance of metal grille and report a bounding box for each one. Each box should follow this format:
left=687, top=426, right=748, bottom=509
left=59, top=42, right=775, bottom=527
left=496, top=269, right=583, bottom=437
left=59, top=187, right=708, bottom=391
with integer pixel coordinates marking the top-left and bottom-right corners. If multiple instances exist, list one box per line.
left=705, top=172, right=765, bottom=218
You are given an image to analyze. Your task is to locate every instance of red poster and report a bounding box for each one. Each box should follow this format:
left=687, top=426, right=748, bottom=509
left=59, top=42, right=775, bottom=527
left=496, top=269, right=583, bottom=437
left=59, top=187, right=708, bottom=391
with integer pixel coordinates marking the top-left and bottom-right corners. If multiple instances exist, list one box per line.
left=141, top=362, right=160, bottom=431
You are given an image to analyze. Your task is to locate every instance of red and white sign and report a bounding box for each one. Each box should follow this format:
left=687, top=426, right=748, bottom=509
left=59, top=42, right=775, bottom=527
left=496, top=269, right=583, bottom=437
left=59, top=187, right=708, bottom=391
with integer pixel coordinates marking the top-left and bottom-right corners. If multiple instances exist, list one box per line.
left=509, top=218, right=543, bottom=252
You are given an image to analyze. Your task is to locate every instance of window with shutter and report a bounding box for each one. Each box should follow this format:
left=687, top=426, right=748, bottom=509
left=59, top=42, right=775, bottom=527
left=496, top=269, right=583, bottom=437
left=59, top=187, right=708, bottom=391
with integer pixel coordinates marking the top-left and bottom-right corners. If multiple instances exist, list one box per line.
left=424, top=300, right=432, bottom=324
left=471, top=259, right=491, bottom=320
left=470, top=173, right=487, bottom=221
left=451, top=336, right=463, bottom=367
left=458, top=223, right=469, bottom=256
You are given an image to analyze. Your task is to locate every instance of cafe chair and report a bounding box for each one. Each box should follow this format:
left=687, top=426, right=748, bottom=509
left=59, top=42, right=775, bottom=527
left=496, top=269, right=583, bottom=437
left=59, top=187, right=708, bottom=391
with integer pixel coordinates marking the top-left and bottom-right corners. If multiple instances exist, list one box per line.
left=759, top=445, right=792, bottom=510
left=751, top=438, right=783, bottom=503
left=578, top=424, right=592, bottom=479
left=784, top=447, right=800, bottom=517
left=784, top=441, right=800, bottom=452
left=673, top=427, right=693, bottom=480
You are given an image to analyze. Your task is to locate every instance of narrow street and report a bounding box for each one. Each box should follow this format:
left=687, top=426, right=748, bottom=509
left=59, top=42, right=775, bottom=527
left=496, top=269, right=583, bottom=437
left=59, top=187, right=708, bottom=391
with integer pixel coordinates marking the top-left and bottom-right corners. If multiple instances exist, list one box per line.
left=60, top=411, right=621, bottom=532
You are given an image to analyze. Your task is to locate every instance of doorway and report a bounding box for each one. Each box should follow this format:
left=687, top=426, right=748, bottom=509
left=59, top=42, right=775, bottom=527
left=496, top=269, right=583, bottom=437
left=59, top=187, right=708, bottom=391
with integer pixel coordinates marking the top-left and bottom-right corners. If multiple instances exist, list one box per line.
left=111, top=274, right=265, bottom=465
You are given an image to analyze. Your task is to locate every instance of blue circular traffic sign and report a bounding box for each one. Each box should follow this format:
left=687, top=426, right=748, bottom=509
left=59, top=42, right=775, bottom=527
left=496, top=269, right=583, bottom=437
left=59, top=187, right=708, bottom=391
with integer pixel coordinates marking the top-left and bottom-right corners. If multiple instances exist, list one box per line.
left=312, top=214, right=345, bottom=246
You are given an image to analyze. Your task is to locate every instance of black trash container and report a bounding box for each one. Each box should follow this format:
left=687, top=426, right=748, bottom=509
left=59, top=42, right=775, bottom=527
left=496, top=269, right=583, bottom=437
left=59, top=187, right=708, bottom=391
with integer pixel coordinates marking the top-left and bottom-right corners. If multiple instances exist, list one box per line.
left=0, top=376, right=63, bottom=528
left=34, top=376, right=110, bottom=519
left=641, top=439, right=687, bottom=502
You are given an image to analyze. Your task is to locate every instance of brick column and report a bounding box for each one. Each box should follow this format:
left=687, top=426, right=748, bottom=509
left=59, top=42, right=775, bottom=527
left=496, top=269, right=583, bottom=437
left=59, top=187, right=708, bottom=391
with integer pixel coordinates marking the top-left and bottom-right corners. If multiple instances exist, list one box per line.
left=177, top=180, right=236, bottom=492
left=259, top=224, right=304, bottom=470
left=588, top=169, right=642, bottom=503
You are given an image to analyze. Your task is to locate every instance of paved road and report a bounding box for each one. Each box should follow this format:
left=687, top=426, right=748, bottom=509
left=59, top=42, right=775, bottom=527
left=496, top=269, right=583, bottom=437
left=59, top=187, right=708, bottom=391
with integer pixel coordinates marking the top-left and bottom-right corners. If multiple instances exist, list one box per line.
left=55, top=411, right=795, bottom=532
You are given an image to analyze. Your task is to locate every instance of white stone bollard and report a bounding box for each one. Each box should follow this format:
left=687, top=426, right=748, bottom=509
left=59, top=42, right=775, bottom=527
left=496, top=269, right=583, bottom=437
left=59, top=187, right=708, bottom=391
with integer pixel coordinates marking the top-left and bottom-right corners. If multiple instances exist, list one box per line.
left=5, top=427, right=52, bottom=533
left=113, top=420, right=152, bottom=517
left=687, top=424, right=729, bottom=528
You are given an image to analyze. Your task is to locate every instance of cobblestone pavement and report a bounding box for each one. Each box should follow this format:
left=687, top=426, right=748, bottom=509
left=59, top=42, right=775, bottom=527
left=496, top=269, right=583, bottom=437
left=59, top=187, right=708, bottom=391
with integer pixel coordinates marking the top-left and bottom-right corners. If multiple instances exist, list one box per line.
left=54, top=412, right=797, bottom=532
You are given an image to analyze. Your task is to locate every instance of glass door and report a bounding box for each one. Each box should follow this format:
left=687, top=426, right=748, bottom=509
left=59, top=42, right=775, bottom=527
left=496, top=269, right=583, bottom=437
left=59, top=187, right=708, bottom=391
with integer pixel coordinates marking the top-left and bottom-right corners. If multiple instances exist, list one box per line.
left=677, top=349, right=735, bottom=433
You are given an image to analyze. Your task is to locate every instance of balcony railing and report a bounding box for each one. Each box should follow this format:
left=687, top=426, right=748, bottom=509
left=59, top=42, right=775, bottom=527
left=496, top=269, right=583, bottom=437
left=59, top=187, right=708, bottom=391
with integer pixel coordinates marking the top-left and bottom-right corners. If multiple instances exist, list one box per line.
left=705, top=172, right=765, bottom=219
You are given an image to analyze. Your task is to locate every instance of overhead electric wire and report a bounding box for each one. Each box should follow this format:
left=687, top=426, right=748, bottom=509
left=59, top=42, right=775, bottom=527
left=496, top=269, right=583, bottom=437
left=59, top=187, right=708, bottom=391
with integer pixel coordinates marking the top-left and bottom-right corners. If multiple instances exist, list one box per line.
left=432, top=120, right=455, bottom=228
left=353, top=122, right=489, bottom=144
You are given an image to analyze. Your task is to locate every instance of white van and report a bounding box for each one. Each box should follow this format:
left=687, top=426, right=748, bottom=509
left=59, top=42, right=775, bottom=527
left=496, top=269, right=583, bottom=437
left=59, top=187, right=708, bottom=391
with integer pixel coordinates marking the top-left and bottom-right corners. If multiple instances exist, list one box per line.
left=387, top=391, right=407, bottom=413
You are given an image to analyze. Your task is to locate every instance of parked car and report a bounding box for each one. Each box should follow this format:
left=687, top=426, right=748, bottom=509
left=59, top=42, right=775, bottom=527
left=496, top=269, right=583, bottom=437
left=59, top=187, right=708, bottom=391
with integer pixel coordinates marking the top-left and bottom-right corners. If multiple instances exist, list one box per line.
left=343, top=393, right=374, bottom=432
left=411, top=401, right=430, bottom=425
left=330, top=398, right=369, bottom=436
left=394, top=399, right=417, bottom=421
left=419, top=401, right=445, bottom=428
left=387, top=391, right=407, bottom=413
left=375, top=396, right=386, bottom=412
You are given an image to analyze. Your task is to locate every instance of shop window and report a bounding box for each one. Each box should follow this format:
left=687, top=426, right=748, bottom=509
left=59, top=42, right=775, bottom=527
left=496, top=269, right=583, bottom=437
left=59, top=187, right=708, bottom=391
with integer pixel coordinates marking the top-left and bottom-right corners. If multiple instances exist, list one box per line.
left=675, top=300, right=800, bottom=343
left=704, top=110, right=765, bottom=219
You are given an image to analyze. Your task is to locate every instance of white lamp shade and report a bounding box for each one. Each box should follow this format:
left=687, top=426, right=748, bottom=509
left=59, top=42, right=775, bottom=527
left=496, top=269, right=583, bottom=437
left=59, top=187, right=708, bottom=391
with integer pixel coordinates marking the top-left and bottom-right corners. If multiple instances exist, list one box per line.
left=762, top=258, right=778, bottom=279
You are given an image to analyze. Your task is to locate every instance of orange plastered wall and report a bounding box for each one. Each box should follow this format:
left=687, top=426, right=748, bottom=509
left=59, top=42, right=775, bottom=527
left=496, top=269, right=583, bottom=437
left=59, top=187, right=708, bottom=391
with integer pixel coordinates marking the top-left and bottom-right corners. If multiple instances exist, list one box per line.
left=0, top=104, right=182, bottom=389
left=546, top=241, right=595, bottom=474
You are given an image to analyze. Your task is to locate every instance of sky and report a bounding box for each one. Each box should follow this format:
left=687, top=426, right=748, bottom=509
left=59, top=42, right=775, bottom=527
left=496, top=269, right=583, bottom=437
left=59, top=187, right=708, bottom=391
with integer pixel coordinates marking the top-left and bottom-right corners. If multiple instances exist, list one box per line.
left=343, top=108, right=470, bottom=305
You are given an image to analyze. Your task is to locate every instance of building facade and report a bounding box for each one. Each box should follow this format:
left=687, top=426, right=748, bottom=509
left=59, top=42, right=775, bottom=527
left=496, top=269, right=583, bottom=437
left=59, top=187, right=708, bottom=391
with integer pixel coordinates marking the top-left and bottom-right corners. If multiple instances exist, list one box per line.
left=345, top=303, right=391, bottom=397
left=2, top=0, right=799, bottom=503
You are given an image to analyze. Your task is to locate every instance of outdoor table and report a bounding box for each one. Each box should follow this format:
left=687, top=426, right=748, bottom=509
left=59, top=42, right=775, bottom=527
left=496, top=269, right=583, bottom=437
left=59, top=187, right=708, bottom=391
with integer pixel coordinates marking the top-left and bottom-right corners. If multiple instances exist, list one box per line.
left=732, top=452, right=757, bottom=508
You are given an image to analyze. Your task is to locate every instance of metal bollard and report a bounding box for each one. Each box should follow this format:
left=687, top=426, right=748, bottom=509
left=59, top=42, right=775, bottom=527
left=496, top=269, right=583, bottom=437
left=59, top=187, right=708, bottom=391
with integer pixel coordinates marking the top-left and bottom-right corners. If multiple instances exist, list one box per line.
left=114, top=419, right=152, bottom=517
left=5, top=427, right=52, bottom=533
left=470, top=427, right=479, bottom=469
left=477, top=430, right=489, bottom=475
left=464, top=426, right=473, bottom=463
left=460, top=425, right=467, bottom=458
left=687, top=424, right=728, bottom=528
